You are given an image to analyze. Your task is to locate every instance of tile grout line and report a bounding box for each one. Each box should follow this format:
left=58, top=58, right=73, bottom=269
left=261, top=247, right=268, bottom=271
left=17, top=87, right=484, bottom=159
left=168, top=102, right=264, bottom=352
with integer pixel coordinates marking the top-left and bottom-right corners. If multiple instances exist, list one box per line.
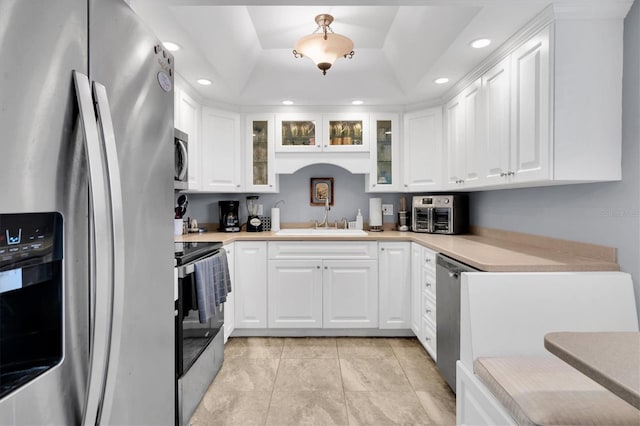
left=262, top=339, right=284, bottom=426
left=335, top=338, right=351, bottom=426
left=392, top=341, right=433, bottom=421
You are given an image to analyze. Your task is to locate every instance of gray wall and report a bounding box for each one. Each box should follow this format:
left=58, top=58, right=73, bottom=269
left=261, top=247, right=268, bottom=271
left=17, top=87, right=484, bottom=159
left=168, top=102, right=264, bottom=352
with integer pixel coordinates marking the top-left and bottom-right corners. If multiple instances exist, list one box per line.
left=470, top=0, right=640, bottom=314
left=183, top=163, right=407, bottom=227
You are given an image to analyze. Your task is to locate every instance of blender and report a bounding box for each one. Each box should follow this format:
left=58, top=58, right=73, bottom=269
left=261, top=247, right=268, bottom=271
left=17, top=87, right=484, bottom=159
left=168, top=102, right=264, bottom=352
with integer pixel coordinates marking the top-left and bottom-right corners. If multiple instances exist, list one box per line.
left=246, top=195, right=262, bottom=232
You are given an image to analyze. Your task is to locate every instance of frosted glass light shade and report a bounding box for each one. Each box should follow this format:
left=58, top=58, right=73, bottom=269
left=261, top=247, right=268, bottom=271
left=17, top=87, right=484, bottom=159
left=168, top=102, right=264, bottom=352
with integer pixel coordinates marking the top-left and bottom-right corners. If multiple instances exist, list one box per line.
left=295, top=33, right=354, bottom=74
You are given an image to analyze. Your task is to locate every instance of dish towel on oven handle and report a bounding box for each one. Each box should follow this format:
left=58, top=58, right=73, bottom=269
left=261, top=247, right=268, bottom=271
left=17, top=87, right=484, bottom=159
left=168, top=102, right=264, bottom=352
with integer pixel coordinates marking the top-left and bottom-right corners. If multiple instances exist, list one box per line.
left=193, top=250, right=232, bottom=323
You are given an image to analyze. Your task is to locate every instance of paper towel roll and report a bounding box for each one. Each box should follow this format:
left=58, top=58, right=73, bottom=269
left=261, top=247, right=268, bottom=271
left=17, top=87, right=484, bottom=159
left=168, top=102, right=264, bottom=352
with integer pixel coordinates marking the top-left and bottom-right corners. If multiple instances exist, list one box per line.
left=271, top=208, right=280, bottom=231
left=369, top=198, right=382, bottom=228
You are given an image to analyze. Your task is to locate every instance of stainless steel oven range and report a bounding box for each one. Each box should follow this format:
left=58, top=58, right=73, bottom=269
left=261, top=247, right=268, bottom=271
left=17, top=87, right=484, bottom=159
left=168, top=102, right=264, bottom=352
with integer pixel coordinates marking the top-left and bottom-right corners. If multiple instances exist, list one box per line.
left=174, top=241, right=225, bottom=426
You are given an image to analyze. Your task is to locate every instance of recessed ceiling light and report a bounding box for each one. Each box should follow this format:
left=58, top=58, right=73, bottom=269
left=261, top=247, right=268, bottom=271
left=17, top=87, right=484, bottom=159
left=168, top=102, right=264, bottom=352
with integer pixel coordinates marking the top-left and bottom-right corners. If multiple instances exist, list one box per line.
left=470, top=38, right=491, bottom=49
left=163, top=41, right=181, bottom=52
left=352, top=100, right=364, bottom=105
left=282, top=100, right=294, bottom=105
left=434, top=77, right=449, bottom=85
left=197, top=79, right=212, bottom=86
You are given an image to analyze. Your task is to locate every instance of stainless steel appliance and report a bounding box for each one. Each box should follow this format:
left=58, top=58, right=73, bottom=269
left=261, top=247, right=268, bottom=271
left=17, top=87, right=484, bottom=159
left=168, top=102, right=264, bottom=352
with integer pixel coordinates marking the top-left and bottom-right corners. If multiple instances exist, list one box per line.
left=412, top=195, right=468, bottom=234
left=246, top=195, right=263, bottom=232
left=0, top=1, right=174, bottom=424
left=174, top=242, right=226, bottom=426
left=435, top=254, right=478, bottom=392
left=218, top=201, right=240, bottom=232
left=175, top=129, right=189, bottom=190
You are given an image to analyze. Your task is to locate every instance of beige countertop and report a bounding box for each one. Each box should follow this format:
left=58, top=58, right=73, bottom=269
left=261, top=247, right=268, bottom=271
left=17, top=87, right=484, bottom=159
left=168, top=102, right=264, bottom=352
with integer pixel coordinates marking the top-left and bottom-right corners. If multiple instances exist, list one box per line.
left=176, top=226, right=619, bottom=272
left=545, top=332, right=640, bottom=408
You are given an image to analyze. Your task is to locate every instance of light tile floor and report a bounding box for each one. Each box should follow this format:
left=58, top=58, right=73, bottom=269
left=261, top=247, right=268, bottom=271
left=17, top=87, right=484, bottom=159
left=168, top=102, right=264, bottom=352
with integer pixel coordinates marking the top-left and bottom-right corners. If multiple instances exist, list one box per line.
left=190, top=337, right=456, bottom=426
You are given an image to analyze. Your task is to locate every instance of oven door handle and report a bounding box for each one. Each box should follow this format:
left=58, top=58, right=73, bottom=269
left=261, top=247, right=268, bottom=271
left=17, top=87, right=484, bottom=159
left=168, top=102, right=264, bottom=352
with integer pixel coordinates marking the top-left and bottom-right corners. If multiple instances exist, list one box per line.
left=178, top=263, right=195, bottom=278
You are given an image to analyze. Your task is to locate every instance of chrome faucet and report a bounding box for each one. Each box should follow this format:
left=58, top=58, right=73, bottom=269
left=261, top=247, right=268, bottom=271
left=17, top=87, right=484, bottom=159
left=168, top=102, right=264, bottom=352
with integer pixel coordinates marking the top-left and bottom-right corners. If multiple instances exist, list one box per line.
left=315, top=197, right=332, bottom=228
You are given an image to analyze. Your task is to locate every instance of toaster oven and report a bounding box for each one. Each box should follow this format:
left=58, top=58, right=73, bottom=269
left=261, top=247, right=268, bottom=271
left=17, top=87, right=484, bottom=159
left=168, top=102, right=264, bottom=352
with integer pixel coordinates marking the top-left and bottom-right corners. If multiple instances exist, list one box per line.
left=412, top=195, right=468, bottom=234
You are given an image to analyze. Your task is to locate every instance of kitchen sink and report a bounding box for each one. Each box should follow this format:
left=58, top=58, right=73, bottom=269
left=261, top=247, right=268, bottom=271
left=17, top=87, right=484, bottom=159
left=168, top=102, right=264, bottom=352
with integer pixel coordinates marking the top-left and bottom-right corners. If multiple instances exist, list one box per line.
left=275, top=228, right=368, bottom=236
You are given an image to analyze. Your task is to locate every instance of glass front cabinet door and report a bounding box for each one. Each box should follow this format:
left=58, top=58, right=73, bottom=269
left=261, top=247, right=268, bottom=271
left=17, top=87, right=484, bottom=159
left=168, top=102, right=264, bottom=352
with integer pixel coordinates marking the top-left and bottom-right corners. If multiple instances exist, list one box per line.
left=367, top=114, right=400, bottom=191
left=275, top=114, right=323, bottom=152
left=246, top=115, right=277, bottom=192
left=322, top=114, right=370, bottom=152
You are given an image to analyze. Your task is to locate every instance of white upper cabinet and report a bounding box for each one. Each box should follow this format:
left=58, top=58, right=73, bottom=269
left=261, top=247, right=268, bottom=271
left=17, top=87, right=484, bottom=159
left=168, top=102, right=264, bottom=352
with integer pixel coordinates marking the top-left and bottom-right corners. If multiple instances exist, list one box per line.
left=509, top=26, right=551, bottom=183
left=402, top=107, right=443, bottom=192
left=482, top=57, right=512, bottom=185
left=174, top=85, right=201, bottom=190
left=445, top=79, right=483, bottom=189
left=367, top=113, right=400, bottom=192
left=246, top=115, right=277, bottom=193
left=200, top=107, right=242, bottom=192
left=322, top=113, right=370, bottom=152
left=274, top=113, right=323, bottom=152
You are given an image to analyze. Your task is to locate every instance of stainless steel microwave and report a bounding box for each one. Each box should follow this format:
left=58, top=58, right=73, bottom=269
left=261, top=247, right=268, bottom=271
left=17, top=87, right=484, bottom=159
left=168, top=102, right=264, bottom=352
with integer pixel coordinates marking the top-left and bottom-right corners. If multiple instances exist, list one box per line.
left=412, top=195, right=468, bottom=234
left=174, top=128, right=188, bottom=190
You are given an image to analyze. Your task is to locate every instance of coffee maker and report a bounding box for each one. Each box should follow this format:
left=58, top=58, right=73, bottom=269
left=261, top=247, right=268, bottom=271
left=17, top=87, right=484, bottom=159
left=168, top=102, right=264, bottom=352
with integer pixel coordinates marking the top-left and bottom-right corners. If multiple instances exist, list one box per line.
left=218, top=200, right=240, bottom=232
left=246, top=196, right=262, bottom=232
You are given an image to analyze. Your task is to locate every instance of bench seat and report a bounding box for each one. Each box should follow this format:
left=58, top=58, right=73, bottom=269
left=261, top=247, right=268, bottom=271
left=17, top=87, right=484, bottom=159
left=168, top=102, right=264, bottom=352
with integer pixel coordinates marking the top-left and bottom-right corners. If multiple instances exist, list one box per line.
left=474, top=356, right=640, bottom=426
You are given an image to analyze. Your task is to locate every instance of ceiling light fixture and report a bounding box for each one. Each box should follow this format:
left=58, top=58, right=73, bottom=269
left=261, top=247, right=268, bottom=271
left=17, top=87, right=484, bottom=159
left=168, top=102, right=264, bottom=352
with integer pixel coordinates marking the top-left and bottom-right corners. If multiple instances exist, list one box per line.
left=351, top=100, right=363, bottom=105
left=434, top=77, right=449, bottom=84
left=293, top=14, right=354, bottom=76
left=197, top=79, right=212, bottom=86
left=282, top=100, right=294, bottom=105
left=163, top=41, right=181, bottom=52
left=470, top=38, right=491, bottom=49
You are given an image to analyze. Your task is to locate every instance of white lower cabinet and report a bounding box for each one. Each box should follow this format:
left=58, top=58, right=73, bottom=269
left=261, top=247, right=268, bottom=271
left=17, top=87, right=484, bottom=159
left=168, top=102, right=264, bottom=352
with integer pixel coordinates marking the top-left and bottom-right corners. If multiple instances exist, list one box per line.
left=378, top=242, right=411, bottom=329
left=267, top=242, right=378, bottom=329
left=411, top=242, right=438, bottom=360
left=268, top=260, right=323, bottom=328
left=234, top=241, right=267, bottom=328
left=323, top=260, right=378, bottom=328
left=223, top=243, right=235, bottom=341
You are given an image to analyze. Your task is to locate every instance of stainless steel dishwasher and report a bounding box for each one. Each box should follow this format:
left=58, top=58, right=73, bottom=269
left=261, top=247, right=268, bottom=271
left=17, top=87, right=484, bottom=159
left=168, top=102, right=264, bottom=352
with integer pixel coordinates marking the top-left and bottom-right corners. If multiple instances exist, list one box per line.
left=436, top=254, right=478, bottom=392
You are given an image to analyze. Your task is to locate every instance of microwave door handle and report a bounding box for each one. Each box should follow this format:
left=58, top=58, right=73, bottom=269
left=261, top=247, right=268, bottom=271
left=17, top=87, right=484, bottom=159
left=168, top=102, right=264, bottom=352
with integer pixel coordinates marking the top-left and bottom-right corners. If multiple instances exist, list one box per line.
left=73, top=71, right=112, bottom=426
left=92, top=81, right=126, bottom=426
left=177, top=140, right=188, bottom=181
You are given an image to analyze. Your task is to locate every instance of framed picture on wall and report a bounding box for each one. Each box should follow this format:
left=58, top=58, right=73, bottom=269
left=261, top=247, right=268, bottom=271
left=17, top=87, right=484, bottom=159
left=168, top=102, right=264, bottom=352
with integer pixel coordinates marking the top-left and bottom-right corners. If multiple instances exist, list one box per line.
left=310, top=177, right=334, bottom=206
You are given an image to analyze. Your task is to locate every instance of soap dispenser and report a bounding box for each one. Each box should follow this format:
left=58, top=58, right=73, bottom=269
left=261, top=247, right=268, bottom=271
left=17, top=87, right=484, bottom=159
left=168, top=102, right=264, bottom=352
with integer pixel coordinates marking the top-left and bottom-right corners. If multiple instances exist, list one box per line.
left=356, top=209, right=363, bottom=230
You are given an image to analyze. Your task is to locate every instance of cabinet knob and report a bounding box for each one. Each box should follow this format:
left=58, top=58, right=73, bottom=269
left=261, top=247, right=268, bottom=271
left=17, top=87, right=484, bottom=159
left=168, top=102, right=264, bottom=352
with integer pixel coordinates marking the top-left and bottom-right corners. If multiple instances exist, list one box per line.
left=500, top=172, right=507, bottom=177
left=425, top=337, right=431, bottom=342
left=404, top=184, right=408, bottom=188
left=426, top=258, right=431, bottom=263
left=381, top=247, right=385, bottom=251
left=269, top=184, right=273, bottom=187
left=426, top=309, right=431, bottom=314
left=317, top=265, right=320, bottom=269
left=508, top=171, right=515, bottom=176
left=236, top=184, right=241, bottom=188
left=372, top=184, right=376, bottom=187
left=425, top=282, right=431, bottom=287
left=324, top=266, right=328, bottom=270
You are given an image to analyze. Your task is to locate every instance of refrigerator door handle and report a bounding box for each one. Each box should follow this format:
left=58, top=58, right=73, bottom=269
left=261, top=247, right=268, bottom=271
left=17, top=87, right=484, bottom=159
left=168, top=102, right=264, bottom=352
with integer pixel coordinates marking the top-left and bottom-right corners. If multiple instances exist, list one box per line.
left=92, top=81, right=126, bottom=425
left=73, top=71, right=113, bottom=426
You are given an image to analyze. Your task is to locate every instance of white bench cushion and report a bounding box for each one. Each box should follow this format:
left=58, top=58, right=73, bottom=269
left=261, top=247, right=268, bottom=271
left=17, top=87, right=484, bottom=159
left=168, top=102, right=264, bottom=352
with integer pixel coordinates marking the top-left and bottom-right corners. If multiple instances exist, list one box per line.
left=474, top=356, right=640, bottom=426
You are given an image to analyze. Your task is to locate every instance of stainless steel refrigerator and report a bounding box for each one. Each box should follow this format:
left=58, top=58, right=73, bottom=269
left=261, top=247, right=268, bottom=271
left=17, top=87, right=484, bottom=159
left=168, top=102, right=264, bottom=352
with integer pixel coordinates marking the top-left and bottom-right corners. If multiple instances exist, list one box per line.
left=0, top=0, right=175, bottom=424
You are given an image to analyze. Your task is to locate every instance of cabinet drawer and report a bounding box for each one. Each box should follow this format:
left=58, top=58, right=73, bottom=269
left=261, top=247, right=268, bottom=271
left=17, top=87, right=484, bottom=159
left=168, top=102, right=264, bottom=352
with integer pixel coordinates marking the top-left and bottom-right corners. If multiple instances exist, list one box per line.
left=422, top=268, right=436, bottom=299
left=421, top=317, right=437, bottom=361
left=422, top=292, right=437, bottom=326
left=268, top=241, right=377, bottom=260
left=423, top=252, right=436, bottom=272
